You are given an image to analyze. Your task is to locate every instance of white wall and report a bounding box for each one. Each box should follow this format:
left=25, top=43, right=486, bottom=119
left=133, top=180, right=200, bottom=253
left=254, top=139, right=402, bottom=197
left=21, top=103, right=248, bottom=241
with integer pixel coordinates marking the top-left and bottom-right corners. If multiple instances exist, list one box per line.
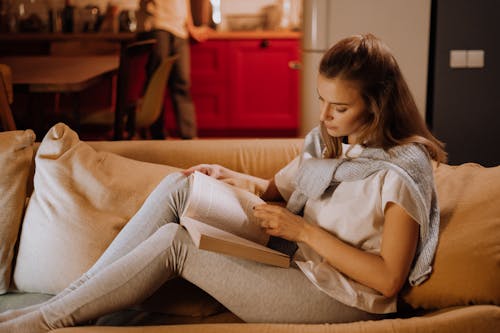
left=325, top=0, right=431, bottom=119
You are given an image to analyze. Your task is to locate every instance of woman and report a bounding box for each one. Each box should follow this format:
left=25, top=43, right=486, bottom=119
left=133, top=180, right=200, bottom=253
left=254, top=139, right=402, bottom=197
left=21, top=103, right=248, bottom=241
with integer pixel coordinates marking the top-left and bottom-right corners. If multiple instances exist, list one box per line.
left=0, top=34, right=446, bottom=331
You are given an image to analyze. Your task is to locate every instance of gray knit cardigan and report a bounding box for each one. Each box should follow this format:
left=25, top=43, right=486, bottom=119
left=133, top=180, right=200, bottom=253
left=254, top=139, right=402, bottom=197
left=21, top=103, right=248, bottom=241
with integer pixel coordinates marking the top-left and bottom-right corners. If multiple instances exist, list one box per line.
left=286, top=126, right=440, bottom=286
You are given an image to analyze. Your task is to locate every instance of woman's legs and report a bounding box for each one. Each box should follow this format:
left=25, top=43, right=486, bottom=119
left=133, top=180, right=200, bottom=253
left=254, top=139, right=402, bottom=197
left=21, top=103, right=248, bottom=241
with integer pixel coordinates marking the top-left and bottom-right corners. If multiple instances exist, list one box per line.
left=1, top=171, right=377, bottom=330
left=0, top=223, right=185, bottom=332
left=179, top=237, right=378, bottom=323
left=1, top=224, right=377, bottom=332
left=0, top=172, right=189, bottom=322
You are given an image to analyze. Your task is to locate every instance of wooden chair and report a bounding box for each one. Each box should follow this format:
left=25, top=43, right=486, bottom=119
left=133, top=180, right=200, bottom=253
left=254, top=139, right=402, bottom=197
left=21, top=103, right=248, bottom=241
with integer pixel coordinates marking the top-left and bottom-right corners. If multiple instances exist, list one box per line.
left=126, top=55, right=178, bottom=139
left=80, top=39, right=157, bottom=140
left=0, top=64, right=16, bottom=131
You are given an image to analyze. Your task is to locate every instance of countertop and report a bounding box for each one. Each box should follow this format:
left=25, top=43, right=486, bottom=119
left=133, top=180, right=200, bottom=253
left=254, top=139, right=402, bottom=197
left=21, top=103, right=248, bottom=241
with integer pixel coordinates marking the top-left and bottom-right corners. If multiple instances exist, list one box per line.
left=0, top=30, right=301, bottom=41
left=205, top=30, right=301, bottom=39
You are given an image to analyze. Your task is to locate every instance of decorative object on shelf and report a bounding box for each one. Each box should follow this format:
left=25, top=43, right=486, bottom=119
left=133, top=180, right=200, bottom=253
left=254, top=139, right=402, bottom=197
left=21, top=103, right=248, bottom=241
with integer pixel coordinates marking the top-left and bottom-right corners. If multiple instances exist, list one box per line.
left=99, top=3, right=119, bottom=33
left=15, top=0, right=45, bottom=32
left=278, top=0, right=302, bottom=31
left=47, top=7, right=62, bottom=33
left=261, top=4, right=281, bottom=31
left=119, top=9, right=137, bottom=33
left=79, top=5, right=101, bottom=33
left=0, top=0, right=13, bottom=32
left=225, top=13, right=265, bottom=31
left=61, top=0, right=75, bottom=33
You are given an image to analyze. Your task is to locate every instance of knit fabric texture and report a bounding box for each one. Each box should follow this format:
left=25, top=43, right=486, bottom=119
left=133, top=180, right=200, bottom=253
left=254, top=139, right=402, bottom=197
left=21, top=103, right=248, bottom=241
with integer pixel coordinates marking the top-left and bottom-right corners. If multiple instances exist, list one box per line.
left=287, top=126, right=440, bottom=286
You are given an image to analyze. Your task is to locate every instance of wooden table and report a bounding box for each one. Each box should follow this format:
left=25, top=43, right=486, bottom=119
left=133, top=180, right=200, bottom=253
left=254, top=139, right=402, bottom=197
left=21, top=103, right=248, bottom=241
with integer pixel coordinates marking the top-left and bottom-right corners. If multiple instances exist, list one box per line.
left=0, top=33, right=137, bottom=56
left=0, top=56, right=119, bottom=135
left=0, top=56, right=119, bottom=92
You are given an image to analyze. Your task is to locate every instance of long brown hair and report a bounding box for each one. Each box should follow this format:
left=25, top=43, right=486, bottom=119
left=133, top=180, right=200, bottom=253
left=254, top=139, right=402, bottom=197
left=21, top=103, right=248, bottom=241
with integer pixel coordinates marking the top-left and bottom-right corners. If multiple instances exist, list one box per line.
left=318, top=34, right=447, bottom=163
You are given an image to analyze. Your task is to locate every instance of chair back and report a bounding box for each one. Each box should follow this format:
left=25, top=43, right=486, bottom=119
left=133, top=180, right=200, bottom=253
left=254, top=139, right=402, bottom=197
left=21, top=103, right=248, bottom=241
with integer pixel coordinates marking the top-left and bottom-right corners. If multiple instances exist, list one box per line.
left=0, top=64, right=16, bottom=131
left=134, top=55, right=177, bottom=129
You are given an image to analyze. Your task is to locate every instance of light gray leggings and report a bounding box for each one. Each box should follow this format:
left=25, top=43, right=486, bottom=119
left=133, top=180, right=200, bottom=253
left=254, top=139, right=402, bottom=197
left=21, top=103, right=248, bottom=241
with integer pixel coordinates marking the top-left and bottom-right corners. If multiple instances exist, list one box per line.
left=39, top=173, right=378, bottom=329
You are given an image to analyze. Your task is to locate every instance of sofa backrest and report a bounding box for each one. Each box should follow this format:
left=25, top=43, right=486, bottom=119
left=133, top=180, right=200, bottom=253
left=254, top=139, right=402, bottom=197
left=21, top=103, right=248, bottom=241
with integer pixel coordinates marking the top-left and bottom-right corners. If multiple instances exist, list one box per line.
left=90, top=139, right=303, bottom=178
left=29, top=138, right=303, bottom=193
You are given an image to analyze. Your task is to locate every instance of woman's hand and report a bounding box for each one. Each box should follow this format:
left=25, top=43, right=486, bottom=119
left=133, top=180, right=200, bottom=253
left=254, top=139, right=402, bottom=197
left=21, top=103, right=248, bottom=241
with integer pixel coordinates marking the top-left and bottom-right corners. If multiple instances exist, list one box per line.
left=187, top=25, right=213, bottom=42
left=253, top=204, right=308, bottom=242
left=183, top=164, right=231, bottom=179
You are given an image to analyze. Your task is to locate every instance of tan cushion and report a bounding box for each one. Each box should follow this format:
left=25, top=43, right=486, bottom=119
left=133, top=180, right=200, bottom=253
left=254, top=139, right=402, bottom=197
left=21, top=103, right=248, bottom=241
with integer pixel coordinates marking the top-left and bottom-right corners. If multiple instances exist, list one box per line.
left=0, top=130, right=35, bottom=293
left=13, top=123, right=180, bottom=294
left=403, top=162, right=500, bottom=309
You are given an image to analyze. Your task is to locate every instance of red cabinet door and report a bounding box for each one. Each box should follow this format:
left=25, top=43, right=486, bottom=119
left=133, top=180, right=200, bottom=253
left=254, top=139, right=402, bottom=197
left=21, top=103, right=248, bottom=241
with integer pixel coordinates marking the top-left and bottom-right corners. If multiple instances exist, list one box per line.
left=165, top=40, right=230, bottom=134
left=190, top=40, right=230, bottom=129
left=166, top=38, right=300, bottom=137
left=228, top=39, right=300, bottom=131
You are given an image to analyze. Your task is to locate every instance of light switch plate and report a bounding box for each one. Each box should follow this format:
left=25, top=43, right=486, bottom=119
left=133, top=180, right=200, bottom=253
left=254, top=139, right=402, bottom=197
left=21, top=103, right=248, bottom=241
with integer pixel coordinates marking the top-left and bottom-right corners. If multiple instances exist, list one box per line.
left=467, top=50, right=485, bottom=68
left=450, top=50, right=467, bottom=68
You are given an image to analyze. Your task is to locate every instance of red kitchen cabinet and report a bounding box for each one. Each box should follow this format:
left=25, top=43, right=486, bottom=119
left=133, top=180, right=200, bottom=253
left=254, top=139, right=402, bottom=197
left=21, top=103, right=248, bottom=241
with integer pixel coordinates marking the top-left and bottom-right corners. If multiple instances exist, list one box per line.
left=228, top=39, right=300, bottom=132
left=165, top=37, right=300, bottom=137
left=190, top=40, right=230, bottom=130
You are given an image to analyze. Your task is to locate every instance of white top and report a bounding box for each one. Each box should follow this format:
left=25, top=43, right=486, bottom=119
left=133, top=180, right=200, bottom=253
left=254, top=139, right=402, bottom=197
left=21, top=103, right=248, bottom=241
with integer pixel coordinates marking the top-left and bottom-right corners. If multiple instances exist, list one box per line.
left=274, top=144, right=422, bottom=314
left=147, top=0, right=189, bottom=38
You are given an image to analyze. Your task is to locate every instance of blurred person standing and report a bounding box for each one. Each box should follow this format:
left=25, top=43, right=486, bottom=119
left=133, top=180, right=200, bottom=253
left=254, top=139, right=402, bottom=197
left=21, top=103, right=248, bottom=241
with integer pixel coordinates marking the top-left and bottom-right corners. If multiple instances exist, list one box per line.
left=137, top=0, right=211, bottom=139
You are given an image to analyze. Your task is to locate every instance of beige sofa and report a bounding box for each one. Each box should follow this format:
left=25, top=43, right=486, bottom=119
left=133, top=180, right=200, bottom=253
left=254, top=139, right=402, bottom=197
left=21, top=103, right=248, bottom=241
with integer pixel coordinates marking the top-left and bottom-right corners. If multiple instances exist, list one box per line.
left=0, top=124, right=499, bottom=333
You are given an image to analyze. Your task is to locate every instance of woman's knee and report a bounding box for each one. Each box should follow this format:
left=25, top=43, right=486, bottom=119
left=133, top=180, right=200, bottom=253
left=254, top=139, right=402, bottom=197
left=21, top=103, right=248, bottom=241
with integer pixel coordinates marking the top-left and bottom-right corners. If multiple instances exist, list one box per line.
left=153, top=172, right=190, bottom=198
left=157, top=223, right=182, bottom=238
left=156, top=223, right=192, bottom=244
left=155, top=224, right=193, bottom=272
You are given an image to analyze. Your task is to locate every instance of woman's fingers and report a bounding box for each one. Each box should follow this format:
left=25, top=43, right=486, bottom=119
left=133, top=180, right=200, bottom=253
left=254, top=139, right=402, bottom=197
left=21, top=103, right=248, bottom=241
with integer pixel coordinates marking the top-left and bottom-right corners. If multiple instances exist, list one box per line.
left=253, top=204, right=283, bottom=230
left=183, top=164, right=218, bottom=177
left=253, top=204, right=304, bottom=241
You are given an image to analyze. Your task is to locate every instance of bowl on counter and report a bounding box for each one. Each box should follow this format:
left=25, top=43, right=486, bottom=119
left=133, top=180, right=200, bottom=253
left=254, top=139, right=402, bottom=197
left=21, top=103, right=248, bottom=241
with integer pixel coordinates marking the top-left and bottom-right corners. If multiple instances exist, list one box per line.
left=225, top=14, right=265, bottom=31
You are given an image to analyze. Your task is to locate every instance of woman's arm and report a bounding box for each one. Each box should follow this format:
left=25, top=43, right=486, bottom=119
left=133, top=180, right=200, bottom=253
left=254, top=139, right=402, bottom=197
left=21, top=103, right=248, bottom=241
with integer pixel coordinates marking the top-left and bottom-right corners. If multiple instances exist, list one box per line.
left=254, top=202, right=419, bottom=298
left=183, top=164, right=283, bottom=201
left=185, top=0, right=212, bottom=42
left=260, top=178, right=283, bottom=201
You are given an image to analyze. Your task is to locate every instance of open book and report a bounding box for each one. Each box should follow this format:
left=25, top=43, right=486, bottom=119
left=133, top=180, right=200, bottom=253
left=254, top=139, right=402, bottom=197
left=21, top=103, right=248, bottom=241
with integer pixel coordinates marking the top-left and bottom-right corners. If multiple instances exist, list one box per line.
left=180, top=171, right=291, bottom=268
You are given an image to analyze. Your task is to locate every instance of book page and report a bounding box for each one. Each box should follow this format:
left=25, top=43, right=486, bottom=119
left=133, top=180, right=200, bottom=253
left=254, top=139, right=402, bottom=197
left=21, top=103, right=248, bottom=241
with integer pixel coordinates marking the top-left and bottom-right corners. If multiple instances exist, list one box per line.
left=183, top=171, right=269, bottom=245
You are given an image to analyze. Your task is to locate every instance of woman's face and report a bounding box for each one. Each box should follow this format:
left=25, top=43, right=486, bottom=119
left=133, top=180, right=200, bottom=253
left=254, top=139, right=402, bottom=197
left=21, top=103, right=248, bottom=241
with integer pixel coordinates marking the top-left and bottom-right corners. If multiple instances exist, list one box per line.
left=317, top=75, right=371, bottom=144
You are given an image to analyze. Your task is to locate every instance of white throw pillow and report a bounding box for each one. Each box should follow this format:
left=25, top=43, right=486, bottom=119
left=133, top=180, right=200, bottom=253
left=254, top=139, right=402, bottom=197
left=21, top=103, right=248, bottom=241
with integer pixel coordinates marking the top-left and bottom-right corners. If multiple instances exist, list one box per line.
left=0, top=130, right=35, bottom=293
left=13, top=123, right=180, bottom=294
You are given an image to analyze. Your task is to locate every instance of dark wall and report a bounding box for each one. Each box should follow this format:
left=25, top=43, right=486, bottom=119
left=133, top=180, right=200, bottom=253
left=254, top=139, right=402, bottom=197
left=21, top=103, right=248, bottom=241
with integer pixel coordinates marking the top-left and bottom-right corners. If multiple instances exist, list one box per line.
left=428, top=0, right=500, bottom=166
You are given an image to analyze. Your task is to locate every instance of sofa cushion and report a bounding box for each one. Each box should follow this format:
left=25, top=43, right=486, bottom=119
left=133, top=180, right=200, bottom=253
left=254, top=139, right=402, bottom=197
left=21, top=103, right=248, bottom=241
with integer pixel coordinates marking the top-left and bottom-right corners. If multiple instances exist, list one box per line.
left=403, top=162, right=500, bottom=309
left=47, top=305, right=500, bottom=333
left=13, top=123, right=180, bottom=294
left=0, top=130, right=35, bottom=293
